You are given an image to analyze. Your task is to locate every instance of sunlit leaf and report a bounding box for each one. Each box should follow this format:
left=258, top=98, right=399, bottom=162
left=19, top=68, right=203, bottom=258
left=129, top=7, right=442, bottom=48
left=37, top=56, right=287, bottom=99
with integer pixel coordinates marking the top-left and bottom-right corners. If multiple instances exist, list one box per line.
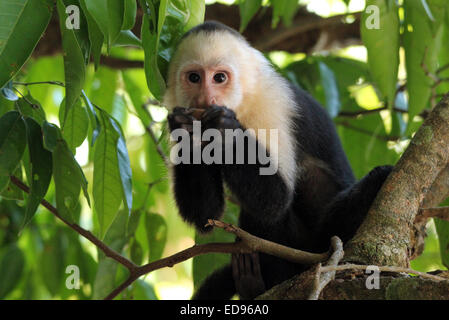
left=0, top=0, right=52, bottom=88
left=362, top=0, right=400, bottom=108
left=404, top=0, right=446, bottom=122
left=59, top=99, right=89, bottom=154
left=93, top=109, right=126, bottom=238
left=435, top=219, right=449, bottom=268
left=145, top=213, right=167, bottom=262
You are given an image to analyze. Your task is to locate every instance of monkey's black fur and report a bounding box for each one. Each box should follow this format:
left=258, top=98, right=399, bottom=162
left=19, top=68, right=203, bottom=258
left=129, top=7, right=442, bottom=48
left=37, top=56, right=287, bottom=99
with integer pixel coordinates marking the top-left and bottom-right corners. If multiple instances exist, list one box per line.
left=167, top=22, right=393, bottom=300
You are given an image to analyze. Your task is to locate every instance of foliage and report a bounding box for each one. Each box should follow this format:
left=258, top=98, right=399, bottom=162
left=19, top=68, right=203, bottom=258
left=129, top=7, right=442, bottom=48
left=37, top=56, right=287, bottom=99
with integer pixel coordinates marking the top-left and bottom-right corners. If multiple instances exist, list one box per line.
left=0, top=0, right=447, bottom=299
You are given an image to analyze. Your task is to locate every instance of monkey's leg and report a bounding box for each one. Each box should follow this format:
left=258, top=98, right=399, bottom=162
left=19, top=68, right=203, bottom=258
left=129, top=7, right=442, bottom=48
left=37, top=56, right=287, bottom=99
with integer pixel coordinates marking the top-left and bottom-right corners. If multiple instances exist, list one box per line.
left=232, top=253, right=266, bottom=300
left=192, top=264, right=236, bottom=300
left=320, top=165, right=393, bottom=243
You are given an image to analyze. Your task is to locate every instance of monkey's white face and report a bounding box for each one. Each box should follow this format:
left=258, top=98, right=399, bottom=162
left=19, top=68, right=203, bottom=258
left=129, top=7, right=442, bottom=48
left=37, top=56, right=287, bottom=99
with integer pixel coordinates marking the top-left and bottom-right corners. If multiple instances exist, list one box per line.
left=178, top=63, right=237, bottom=109
left=164, top=31, right=250, bottom=111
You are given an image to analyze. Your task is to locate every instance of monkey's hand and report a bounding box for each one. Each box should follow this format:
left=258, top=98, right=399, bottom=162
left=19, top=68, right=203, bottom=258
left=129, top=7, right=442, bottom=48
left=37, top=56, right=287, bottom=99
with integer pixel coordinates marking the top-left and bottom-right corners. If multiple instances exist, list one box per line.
left=201, top=105, right=241, bottom=132
left=167, top=107, right=196, bottom=133
left=232, top=253, right=266, bottom=300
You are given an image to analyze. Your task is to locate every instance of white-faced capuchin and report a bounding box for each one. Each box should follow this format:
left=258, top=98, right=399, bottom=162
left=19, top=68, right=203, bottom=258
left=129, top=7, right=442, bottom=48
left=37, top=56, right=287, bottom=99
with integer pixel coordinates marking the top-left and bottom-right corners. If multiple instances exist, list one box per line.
left=164, top=21, right=392, bottom=300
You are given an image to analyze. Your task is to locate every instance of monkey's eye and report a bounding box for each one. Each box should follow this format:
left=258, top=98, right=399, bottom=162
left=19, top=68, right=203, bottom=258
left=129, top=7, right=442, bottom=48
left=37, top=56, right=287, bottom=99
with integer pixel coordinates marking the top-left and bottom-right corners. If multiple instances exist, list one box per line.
left=213, top=73, right=227, bottom=83
left=188, top=72, right=201, bottom=83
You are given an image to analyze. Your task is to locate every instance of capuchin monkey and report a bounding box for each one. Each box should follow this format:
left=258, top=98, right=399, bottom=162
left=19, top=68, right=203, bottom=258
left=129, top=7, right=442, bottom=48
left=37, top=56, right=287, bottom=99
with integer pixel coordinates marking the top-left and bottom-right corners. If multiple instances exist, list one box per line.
left=164, top=21, right=392, bottom=300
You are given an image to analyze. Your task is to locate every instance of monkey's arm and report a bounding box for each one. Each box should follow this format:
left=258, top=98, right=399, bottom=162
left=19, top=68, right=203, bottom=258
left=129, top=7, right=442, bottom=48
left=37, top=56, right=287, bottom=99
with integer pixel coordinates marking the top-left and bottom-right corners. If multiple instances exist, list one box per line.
left=168, top=108, right=225, bottom=232
left=319, top=165, right=393, bottom=244
left=172, top=164, right=224, bottom=232
left=202, top=106, right=293, bottom=225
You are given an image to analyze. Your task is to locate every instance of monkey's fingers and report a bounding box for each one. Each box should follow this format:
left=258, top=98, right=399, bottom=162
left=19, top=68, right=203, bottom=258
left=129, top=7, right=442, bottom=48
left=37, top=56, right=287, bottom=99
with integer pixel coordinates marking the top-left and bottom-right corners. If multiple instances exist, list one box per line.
left=201, top=105, right=225, bottom=123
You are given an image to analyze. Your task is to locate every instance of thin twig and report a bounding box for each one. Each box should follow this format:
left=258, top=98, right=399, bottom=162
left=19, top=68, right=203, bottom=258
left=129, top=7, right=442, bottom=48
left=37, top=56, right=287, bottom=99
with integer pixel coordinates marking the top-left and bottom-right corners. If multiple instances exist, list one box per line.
left=308, top=236, right=344, bottom=300
left=416, top=206, right=449, bottom=223
left=13, top=81, right=65, bottom=87
left=145, top=124, right=170, bottom=167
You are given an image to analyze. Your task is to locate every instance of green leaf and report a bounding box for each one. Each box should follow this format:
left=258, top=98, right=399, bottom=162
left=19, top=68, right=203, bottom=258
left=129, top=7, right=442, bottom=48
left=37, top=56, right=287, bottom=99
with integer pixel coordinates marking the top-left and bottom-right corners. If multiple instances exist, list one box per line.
left=0, top=111, right=26, bottom=176
left=318, top=61, right=340, bottom=118
left=0, top=244, right=25, bottom=299
left=140, top=0, right=205, bottom=99
left=130, top=238, right=143, bottom=265
left=59, top=99, right=89, bottom=154
left=271, top=0, right=299, bottom=28
left=57, top=0, right=86, bottom=119
left=145, top=213, right=167, bottom=262
left=0, top=166, right=23, bottom=200
left=21, top=118, right=52, bottom=230
left=239, top=0, right=262, bottom=32
left=435, top=218, right=449, bottom=269
left=141, top=5, right=166, bottom=100
left=110, top=118, right=133, bottom=213
left=84, top=0, right=124, bottom=50
left=123, top=0, right=137, bottom=30
left=193, top=201, right=239, bottom=287
left=16, top=95, right=46, bottom=125
left=336, top=114, right=399, bottom=179
left=114, top=30, right=142, bottom=48
left=40, top=229, right=67, bottom=296
left=93, top=209, right=128, bottom=299
left=42, top=121, right=62, bottom=152
left=133, top=280, right=157, bottom=300
left=53, top=133, right=89, bottom=222
left=404, top=0, right=445, bottom=121
left=79, top=0, right=104, bottom=70
left=361, top=0, right=400, bottom=108
left=0, top=0, right=52, bottom=88
left=93, top=109, right=125, bottom=238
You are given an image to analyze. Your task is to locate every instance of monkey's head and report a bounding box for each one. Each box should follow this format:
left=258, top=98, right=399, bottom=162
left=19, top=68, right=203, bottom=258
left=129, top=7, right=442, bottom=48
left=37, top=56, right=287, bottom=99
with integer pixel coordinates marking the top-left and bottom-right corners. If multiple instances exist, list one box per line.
left=163, top=21, right=262, bottom=113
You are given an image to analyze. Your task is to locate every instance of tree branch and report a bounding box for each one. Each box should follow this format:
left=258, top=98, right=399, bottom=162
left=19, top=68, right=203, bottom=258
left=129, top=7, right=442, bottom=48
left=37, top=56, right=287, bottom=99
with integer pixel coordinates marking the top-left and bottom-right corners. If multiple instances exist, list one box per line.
left=344, top=93, right=449, bottom=267
left=10, top=176, right=331, bottom=300
left=9, top=176, right=137, bottom=271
